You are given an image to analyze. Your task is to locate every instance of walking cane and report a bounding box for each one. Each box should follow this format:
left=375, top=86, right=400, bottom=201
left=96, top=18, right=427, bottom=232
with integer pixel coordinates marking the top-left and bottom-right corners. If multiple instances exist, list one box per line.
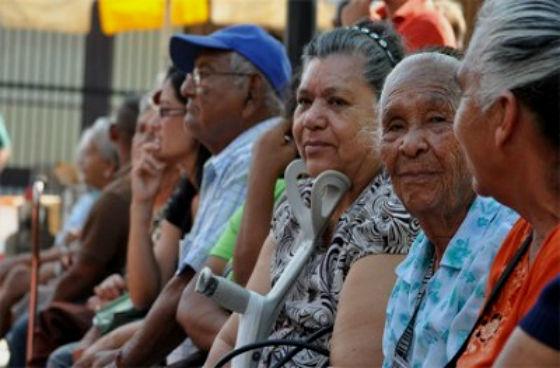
left=26, top=178, right=45, bottom=366
left=196, top=159, right=350, bottom=368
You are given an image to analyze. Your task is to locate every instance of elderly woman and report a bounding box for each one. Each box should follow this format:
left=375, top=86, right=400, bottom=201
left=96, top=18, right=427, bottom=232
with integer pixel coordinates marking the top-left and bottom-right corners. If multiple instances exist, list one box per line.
left=379, top=52, right=518, bottom=367
left=204, top=21, right=419, bottom=367
left=452, top=0, right=560, bottom=366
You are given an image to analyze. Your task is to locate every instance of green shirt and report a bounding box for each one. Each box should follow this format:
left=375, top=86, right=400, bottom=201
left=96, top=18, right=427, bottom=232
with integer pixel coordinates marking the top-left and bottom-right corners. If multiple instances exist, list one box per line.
left=209, top=179, right=286, bottom=267
left=0, top=114, right=11, bottom=149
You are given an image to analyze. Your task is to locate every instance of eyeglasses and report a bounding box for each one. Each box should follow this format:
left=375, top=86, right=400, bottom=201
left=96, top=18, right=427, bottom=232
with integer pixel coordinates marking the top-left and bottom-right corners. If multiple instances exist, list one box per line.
left=188, top=68, right=254, bottom=87
left=158, top=107, right=186, bottom=118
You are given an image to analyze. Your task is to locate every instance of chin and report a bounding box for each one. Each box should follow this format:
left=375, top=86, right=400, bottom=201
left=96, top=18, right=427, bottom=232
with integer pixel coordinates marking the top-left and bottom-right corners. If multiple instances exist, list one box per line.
left=304, top=161, right=332, bottom=178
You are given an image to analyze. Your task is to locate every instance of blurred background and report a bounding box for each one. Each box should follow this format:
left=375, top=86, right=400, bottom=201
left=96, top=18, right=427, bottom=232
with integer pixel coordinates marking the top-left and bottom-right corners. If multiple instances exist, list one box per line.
left=0, top=0, right=482, bottom=272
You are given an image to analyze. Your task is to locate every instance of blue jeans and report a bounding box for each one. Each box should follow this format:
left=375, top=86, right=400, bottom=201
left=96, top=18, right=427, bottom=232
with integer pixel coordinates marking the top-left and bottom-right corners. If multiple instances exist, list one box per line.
left=47, top=342, right=78, bottom=368
left=6, top=312, right=28, bottom=368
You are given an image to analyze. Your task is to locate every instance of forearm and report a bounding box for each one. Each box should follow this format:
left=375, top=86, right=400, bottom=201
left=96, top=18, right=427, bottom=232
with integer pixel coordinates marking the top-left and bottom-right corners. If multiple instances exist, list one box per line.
left=119, top=270, right=194, bottom=366
left=233, top=170, right=278, bottom=285
left=51, top=262, right=98, bottom=302
left=127, top=201, right=160, bottom=309
left=204, top=314, right=239, bottom=368
left=0, top=149, right=10, bottom=171
left=177, top=258, right=229, bottom=350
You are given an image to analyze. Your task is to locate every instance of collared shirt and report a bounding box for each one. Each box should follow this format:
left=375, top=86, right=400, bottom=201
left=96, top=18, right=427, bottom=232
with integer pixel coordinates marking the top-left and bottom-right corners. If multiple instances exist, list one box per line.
left=54, top=189, right=101, bottom=247
left=177, top=117, right=279, bottom=273
left=383, top=196, right=518, bottom=368
left=371, top=0, right=456, bottom=52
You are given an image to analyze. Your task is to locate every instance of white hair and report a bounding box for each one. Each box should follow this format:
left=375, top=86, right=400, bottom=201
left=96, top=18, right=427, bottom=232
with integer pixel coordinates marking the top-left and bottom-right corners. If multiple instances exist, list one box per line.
left=77, top=117, right=118, bottom=166
left=229, top=52, right=284, bottom=116
left=465, top=0, right=560, bottom=110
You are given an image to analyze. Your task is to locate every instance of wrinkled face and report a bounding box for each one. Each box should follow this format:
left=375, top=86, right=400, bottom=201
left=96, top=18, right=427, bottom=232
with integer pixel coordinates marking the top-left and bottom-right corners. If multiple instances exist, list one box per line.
left=77, top=140, right=115, bottom=190
left=293, top=54, right=379, bottom=178
left=380, top=69, right=472, bottom=217
left=180, top=51, right=247, bottom=152
left=155, top=79, right=197, bottom=162
left=454, top=62, right=498, bottom=197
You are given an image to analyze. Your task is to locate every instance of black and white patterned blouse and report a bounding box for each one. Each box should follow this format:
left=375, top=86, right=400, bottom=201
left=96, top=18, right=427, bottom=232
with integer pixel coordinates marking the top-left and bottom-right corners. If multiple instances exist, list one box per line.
left=261, top=170, right=420, bottom=367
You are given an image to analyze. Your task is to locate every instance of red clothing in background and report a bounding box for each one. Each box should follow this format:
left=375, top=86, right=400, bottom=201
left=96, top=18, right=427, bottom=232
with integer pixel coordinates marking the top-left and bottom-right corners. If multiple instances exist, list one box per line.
left=371, top=0, right=456, bottom=51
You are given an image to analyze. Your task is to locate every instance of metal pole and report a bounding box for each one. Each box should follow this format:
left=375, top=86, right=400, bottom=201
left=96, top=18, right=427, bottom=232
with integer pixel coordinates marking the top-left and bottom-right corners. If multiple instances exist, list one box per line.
left=26, top=178, right=45, bottom=366
left=81, top=0, right=114, bottom=131
left=285, top=0, right=317, bottom=69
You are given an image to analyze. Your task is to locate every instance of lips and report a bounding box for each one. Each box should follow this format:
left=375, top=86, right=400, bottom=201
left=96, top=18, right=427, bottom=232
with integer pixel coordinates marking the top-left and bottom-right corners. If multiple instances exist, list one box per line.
left=303, top=140, right=332, bottom=156
left=396, top=170, right=442, bottom=183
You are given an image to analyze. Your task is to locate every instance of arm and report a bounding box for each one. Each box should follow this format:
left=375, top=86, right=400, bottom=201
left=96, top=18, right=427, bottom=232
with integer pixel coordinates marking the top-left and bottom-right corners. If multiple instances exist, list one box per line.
left=0, top=147, right=10, bottom=172
left=204, top=233, right=275, bottom=367
left=176, top=256, right=229, bottom=351
left=117, top=268, right=195, bottom=367
left=73, top=320, right=143, bottom=367
left=494, top=327, right=560, bottom=367
left=330, top=254, right=404, bottom=367
left=233, top=119, right=295, bottom=285
left=127, top=141, right=169, bottom=309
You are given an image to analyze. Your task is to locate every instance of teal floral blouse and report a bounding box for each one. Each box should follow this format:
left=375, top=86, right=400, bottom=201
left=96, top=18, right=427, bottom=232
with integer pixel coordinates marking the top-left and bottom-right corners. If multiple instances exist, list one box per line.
left=382, top=196, right=518, bottom=368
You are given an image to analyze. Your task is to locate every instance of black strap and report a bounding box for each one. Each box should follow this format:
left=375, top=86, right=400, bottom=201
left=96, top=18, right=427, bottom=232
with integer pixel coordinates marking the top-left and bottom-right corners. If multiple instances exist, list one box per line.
left=444, top=232, right=533, bottom=368
left=392, top=256, right=435, bottom=368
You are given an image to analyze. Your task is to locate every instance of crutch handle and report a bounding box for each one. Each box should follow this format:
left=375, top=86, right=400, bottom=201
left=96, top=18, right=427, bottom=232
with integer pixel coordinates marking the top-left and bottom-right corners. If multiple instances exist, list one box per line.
left=196, top=267, right=252, bottom=314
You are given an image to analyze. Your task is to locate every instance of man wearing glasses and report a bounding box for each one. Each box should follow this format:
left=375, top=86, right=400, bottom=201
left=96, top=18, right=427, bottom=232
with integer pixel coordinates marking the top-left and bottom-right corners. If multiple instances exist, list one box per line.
left=106, top=24, right=291, bottom=367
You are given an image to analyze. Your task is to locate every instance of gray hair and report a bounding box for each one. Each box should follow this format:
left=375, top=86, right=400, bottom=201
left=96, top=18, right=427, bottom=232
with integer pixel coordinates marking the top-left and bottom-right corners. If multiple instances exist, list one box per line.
left=378, top=52, right=461, bottom=153
left=78, top=117, right=119, bottom=166
left=465, top=0, right=560, bottom=147
left=381, top=52, right=461, bottom=111
left=229, top=52, right=284, bottom=116
left=301, top=20, right=405, bottom=99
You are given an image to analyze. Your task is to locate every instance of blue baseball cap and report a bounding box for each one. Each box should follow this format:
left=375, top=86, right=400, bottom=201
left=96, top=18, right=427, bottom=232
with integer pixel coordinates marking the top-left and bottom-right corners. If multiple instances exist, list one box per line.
left=170, top=24, right=292, bottom=97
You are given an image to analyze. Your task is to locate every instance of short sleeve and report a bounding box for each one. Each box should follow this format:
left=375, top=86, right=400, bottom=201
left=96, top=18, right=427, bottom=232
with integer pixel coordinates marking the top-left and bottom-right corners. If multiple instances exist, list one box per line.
left=164, top=177, right=196, bottom=235
left=0, top=115, right=11, bottom=149
left=209, top=206, right=244, bottom=262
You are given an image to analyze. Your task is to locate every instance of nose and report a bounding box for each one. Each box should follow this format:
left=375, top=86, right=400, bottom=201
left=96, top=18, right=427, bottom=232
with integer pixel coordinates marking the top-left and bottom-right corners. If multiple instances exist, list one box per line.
left=399, top=128, right=429, bottom=157
left=299, top=100, right=328, bottom=131
left=180, top=73, right=196, bottom=99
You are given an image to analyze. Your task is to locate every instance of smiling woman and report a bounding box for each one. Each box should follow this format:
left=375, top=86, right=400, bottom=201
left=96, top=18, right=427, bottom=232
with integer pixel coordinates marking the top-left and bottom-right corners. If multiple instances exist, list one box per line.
left=204, top=21, right=421, bottom=368
left=378, top=52, right=518, bottom=368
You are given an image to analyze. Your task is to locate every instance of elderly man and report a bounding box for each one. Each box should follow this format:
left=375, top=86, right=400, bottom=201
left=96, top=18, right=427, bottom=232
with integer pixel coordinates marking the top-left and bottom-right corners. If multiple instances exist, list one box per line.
left=95, top=25, right=291, bottom=367
left=377, top=52, right=518, bottom=367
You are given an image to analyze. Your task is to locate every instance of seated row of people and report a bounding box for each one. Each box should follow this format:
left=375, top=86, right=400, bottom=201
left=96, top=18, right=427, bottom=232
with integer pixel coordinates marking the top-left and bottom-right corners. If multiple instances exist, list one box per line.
left=2, top=0, right=557, bottom=366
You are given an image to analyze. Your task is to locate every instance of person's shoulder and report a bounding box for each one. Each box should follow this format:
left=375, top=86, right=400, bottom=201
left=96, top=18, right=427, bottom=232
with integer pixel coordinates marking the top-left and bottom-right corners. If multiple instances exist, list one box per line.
left=97, top=174, right=132, bottom=207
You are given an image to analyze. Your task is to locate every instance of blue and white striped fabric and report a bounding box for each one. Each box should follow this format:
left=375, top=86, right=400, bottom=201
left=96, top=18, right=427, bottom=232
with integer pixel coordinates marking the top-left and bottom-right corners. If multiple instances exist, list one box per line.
left=382, top=196, right=519, bottom=368
left=177, top=117, right=279, bottom=274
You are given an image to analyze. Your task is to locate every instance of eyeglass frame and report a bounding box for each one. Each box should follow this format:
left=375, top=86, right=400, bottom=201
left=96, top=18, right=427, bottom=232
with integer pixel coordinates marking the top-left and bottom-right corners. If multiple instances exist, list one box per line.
left=157, top=106, right=187, bottom=118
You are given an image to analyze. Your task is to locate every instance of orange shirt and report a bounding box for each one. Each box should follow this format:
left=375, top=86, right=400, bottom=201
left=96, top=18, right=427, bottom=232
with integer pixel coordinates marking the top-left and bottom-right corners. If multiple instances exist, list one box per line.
left=458, top=219, right=560, bottom=367
left=371, top=0, right=456, bottom=52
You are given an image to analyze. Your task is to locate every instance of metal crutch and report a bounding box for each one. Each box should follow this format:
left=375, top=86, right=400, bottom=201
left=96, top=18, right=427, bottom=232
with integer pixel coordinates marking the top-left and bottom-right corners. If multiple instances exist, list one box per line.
left=196, top=159, right=350, bottom=368
left=26, top=178, right=45, bottom=366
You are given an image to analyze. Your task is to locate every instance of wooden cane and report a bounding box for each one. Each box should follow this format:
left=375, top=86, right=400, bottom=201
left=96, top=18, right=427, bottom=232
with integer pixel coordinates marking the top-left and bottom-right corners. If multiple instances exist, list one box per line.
left=26, top=179, right=44, bottom=366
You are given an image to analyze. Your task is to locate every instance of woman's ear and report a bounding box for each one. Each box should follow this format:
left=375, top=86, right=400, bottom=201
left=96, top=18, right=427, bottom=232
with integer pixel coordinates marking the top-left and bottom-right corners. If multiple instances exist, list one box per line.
left=494, top=90, right=519, bottom=148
